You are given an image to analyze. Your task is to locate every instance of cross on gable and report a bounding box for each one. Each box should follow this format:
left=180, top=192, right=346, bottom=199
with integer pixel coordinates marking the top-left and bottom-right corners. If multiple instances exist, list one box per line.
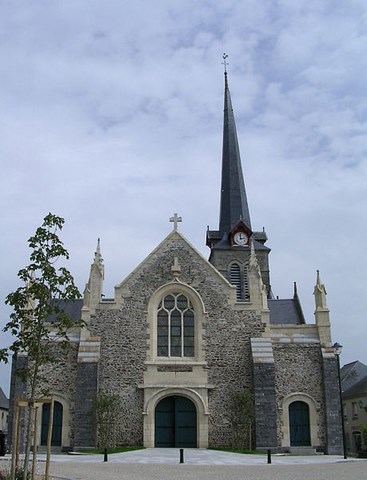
left=169, top=213, right=182, bottom=231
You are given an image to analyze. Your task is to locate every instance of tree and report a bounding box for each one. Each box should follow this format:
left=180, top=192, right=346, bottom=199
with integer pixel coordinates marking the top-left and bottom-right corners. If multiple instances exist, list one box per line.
left=0, top=213, right=82, bottom=480
left=229, top=390, right=255, bottom=451
left=360, top=424, right=367, bottom=452
left=92, top=391, right=122, bottom=461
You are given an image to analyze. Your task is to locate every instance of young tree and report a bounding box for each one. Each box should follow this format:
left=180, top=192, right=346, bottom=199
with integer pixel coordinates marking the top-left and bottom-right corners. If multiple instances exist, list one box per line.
left=229, top=390, right=255, bottom=451
left=0, top=213, right=82, bottom=480
left=360, top=424, right=367, bottom=452
left=92, top=391, right=122, bottom=460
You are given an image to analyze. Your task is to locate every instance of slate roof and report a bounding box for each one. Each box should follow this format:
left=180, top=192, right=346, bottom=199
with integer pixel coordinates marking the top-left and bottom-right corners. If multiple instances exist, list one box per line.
left=268, top=298, right=305, bottom=325
left=217, top=72, right=251, bottom=235
left=343, top=375, right=367, bottom=399
left=51, top=292, right=306, bottom=326
left=48, top=299, right=83, bottom=323
left=0, top=387, right=8, bottom=411
left=206, top=232, right=270, bottom=251
left=341, top=361, right=367, bottom=393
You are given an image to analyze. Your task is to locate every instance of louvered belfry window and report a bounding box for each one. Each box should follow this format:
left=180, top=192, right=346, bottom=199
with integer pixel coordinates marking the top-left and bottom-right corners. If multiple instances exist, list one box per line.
left=157, top=293, right=195, bottom=357
left=230, top=263, right=250, bottom=301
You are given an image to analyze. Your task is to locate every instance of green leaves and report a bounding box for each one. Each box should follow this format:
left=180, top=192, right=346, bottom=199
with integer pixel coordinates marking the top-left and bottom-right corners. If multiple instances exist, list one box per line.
left=1, top=213, right=82, bottom=392
left=92, top=391, right=122, bottom=449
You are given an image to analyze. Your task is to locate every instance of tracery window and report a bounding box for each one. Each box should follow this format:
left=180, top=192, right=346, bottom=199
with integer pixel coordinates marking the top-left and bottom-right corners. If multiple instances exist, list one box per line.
left=230, top=263, right=249, bottom=301
left=157, top=293, right=194, bottom=357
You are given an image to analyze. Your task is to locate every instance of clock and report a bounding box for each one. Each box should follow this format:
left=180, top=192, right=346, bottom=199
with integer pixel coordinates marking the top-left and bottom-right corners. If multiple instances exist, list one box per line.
left=233, top=232, right=248, bottom=246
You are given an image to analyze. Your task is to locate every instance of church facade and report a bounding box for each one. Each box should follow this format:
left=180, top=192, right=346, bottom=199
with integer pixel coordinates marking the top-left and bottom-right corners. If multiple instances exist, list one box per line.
left=10, top=72, right=343, bottom=454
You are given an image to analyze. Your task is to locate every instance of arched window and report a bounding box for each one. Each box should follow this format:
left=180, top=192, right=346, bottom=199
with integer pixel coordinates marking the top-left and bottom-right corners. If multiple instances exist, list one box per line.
left=157, top=293, right=195, bottom=357
left=230, top=263, right=249, bottom=301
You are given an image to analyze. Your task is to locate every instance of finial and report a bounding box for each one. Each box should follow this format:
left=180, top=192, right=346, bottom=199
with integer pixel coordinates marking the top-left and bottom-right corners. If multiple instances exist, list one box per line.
left=94, top=238, right=103, bottom=265
left=222, top=53, right=229, bottom=74
left=314, top=269, right=328, bottom=310
left=169, top=213, right=182, bottom=231
left=293, top=281, right=298, bottom=296
left=249, top=235, right=260, bottom=272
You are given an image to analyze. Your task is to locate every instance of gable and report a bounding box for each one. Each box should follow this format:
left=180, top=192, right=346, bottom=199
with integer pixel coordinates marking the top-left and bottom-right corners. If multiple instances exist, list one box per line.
left=114, top=230, right=235, bottom=304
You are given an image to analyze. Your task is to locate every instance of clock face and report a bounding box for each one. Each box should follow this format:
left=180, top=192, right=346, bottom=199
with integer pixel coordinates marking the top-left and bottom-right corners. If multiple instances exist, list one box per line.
left=233, top=231, right=248, bottom=246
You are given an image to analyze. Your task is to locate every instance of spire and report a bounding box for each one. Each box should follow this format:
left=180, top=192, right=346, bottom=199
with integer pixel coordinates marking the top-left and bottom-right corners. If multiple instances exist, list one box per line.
left=313, top=270, right=331, bottom=345
left=219, top=64, right=251, bottom=234
left=314, top=270, right=328, bottom=310
left=94, top=238, right=103, bottom=268
left=83, top=238, right=104, bottom=311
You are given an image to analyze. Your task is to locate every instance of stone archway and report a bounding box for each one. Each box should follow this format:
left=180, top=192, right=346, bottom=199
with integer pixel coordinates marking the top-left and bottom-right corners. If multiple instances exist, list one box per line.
left=281, top=393, right=319, bottom=448
left=143, top=387, right=209, bottom=448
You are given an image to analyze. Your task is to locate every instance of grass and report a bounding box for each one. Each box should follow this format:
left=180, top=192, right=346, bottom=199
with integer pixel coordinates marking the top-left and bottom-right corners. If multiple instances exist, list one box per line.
left=209, top=447, right=264, bottom=455
left=79, top=446, right=144, bottom=455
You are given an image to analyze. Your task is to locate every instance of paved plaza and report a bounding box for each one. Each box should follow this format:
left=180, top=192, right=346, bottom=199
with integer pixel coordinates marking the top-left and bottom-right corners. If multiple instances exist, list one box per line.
left=1, top=449, right=367, bottom=480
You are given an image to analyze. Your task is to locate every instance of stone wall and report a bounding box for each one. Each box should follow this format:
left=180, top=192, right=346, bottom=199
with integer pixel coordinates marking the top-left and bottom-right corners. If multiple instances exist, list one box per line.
left=209, top=247, right=270, bottom=293
left=73, top=362, right=98, bottom=449
left=253, top=362, right=277, bottom=449
left=38, top=344, right=79, bottom=449
left=7, top=354, right=28, bottom=451
left=206, top=308, right=264, bottom=448
left=90, top=308, right=146, bottom=446
left=90, top=234, right=266, bottom=448
left=322, top=356, right=343, bottom=454
left=273, top=344, right=325, bottom=448
left=8, top=345, right=79, bottom=452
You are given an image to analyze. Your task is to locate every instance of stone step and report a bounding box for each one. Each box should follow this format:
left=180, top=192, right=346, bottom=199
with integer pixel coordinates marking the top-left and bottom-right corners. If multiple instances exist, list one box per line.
left=289, top=446, right=317, bottom=456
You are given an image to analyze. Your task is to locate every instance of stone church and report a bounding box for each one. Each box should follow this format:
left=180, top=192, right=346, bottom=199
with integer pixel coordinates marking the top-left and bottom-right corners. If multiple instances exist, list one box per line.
left=10, top=71, right=343, bottom=454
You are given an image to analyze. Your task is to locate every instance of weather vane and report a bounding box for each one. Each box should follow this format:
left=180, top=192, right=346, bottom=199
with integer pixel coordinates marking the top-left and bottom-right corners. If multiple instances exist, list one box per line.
left=222, top=53, right=229, bottom=73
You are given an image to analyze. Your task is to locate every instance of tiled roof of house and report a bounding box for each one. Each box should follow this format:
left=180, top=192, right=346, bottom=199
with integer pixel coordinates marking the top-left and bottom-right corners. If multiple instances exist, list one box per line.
left=0, top=387, right=8, bottom=410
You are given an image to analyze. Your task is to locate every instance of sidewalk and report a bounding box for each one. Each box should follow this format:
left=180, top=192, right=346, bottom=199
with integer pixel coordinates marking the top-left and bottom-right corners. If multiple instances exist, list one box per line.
left=2, top=449, right=367, bottom=480
left=39, top=448, right=359, bottom=465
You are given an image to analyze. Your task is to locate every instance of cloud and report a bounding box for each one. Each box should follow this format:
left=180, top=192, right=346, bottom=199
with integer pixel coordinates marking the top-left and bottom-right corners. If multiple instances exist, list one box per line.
left=1, top=0, right=367, bottom=394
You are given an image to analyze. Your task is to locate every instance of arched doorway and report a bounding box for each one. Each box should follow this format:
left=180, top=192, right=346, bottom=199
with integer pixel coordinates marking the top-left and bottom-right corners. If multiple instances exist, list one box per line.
left=289, top=401, right=311, bottom=446
left=41, top=401, right=63, bottom=446
left=155, top=396, right=197, bottom=447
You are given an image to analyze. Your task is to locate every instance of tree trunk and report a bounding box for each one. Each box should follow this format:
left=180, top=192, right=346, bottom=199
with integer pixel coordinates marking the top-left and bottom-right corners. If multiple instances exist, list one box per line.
left=23, top=403, right=34, bottom=480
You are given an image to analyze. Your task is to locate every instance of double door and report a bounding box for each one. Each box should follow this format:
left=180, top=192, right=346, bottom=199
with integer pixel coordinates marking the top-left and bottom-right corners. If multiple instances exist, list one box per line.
left=155, top=396, right=197, bottom=447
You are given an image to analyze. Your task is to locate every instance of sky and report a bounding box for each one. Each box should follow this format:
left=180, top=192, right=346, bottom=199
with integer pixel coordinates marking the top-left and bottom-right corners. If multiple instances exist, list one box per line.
left=0, top=0, right=366, bottom=396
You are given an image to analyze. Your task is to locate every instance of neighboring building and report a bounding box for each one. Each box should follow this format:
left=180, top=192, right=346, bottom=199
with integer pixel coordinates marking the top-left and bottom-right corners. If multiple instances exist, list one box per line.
left=9, top=71, right=343, bottom=454
left=0, top=387, right=9, bottom=433
left=341, top=361, right=367, bottom=454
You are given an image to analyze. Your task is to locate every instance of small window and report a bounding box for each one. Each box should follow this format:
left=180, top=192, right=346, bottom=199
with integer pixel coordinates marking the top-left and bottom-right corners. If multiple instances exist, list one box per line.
left=157, top=293, right=195, bottom=357
left=230, top=263, right=249, bottom=301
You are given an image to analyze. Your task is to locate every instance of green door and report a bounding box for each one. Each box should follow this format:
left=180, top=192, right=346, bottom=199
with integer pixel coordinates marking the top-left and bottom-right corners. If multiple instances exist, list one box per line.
left=41, top=401, right=63, bottom=446
left=155, top=396, right=197, bottom=447
left=289, top=401, right=311, bottom=446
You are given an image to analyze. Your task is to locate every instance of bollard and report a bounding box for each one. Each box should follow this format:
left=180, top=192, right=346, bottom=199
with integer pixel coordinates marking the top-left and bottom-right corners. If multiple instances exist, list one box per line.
left=267, top=449, right=271, bottom=464
left=104, top=448, right=108, bottom=462
left=180, top=448, right=184, bottom=464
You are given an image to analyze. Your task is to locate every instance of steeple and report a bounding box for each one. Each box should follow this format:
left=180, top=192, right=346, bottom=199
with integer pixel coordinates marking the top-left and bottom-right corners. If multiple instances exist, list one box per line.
left=219, top=70, right=251, bottom=234
left=207, top=60, right=271, bottom=297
